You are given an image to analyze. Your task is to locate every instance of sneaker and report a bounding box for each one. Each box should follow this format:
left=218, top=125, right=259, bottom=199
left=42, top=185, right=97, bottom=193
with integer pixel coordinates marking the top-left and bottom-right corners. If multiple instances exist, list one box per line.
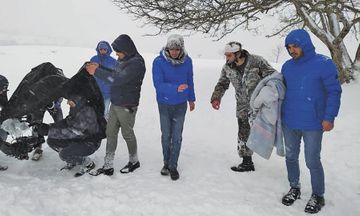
left=120, top=161, right=140, bottom=174
left=74, top=161, right=95, bottom=177
left=60, top=163, right=76, bottom=171
left=160, top=165, right=170, bottom=176
left=169, top=168, right=179, bottom=181
left=282, top=187, right=301, bottom=206
left=230, top=162, right=255, bottom=172
left=304, top=194, right=325, bottom=214
left=31, top=148, right=43, bottom=161
left=89, top=167, right=114, bottom=176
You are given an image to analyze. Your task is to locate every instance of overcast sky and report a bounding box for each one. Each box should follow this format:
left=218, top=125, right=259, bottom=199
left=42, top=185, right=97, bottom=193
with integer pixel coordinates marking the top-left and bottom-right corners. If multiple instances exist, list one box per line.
left=0, top=0, right=357, bottom=63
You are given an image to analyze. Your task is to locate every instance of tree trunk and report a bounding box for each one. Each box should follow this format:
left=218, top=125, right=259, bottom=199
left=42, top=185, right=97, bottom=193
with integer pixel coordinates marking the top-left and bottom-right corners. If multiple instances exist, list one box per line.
left=352, top=43, right=360, bottom=74
left=328, top=43, right=353, bottom=83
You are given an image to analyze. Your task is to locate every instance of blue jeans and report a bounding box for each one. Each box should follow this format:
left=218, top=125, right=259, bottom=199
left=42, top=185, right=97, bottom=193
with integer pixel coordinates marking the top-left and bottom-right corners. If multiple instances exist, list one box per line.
left=282, top=124, right=324, bottom=196
left=158, top=103, right=187, bottom=170
left=104, top=98, right=111, bottom=120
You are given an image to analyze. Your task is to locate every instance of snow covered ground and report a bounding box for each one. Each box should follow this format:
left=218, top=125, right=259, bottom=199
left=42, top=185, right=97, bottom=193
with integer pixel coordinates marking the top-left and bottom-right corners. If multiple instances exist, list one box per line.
left=0, top=45, right=359, bottom=216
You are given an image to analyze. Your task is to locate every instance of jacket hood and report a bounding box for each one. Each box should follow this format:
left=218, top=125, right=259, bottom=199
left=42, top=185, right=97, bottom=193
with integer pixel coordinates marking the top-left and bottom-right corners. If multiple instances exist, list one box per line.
left=111, top=34, right=138, bottom=58
left=285, top=29, right=316, bottom=61
left=95, top=41, right=113, bottom=56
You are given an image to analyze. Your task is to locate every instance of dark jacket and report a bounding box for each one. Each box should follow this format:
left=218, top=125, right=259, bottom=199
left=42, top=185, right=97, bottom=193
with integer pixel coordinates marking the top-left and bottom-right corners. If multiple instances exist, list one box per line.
left=94, top=35, right=146, bottom=107
left=281, top=29, right=342, bottom=129
left=47, top=95, right=101, bottom=141
left=90, top=41, right=117, bottom=100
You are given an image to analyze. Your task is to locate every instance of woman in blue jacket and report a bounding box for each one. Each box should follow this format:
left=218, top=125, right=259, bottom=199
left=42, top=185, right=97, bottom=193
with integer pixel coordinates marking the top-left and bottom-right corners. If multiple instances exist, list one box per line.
left=152, top=34, right=196, bottom=181
left=90, top=41, right=117, bottom=119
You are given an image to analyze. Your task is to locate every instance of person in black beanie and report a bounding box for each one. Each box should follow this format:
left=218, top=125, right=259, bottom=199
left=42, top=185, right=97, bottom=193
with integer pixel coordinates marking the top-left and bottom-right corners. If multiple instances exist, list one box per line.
left=86, top=34, right=146, bottom=176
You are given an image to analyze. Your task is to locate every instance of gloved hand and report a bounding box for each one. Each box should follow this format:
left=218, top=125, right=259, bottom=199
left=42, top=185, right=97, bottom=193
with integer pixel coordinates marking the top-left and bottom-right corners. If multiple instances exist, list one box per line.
left=211, top=100, right=220, bottom=110
left=35, top=123, right=50, bottom=136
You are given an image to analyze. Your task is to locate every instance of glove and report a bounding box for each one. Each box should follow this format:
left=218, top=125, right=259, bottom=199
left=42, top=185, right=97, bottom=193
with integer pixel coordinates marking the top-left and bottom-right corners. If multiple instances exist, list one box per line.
left=35, top=123, right=50, bottom=136
left=211, top=100, right=220, bottom=110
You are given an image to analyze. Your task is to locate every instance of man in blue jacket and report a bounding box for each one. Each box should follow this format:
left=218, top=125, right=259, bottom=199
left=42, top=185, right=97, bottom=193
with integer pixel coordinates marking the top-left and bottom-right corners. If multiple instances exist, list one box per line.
left=86, top=34, right=146, bottom=176
left=280, top=29, right=342, bottom=214
left=152, top=34, right=196, bottom=181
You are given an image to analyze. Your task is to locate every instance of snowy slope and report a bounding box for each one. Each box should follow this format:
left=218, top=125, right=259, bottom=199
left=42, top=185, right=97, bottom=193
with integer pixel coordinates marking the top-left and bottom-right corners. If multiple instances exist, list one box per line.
left=0, top=46, right=359, bottom=216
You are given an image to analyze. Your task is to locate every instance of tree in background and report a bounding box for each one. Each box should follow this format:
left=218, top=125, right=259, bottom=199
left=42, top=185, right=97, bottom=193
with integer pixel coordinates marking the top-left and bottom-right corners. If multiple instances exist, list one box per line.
left=112, top=0, right=360, bottom=83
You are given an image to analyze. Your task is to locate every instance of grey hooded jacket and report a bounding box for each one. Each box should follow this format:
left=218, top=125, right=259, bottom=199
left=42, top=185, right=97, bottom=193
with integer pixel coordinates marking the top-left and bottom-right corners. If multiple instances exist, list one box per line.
left=247, top=72, right=286, bottom=159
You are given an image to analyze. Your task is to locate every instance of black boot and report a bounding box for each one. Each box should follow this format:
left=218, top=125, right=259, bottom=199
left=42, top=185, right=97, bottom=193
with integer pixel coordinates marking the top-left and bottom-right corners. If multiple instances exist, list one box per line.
left=231, top=156, right=255, bottom=172
left=120, top=161, right=140, bottom=174
left=304, top=194, right=325, bottom=214
left=282, top=187, right=301, bottom=206
left=169, top=168, right=179, bottom=181
left=160, top=165, right=170, bottom=176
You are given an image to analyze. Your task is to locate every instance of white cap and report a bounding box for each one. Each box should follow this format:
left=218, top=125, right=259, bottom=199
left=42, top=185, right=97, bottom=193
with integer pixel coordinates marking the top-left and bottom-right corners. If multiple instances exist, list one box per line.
left=224, top=42, right=241, bottom=53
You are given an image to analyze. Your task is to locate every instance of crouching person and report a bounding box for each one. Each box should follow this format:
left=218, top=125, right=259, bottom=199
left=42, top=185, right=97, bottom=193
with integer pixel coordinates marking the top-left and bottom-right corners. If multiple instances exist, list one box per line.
left=35, top=94, right=104, bottom=177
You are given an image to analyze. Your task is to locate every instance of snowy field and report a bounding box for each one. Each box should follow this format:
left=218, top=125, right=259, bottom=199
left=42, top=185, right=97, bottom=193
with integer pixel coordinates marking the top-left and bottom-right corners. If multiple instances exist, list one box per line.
left=0, top=45, right=359, bottom=216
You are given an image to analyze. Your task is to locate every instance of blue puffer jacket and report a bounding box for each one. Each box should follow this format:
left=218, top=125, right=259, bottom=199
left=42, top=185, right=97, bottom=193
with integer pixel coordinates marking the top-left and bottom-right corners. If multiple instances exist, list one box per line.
left=94, top=35, right=146, bottom=107
left=152, top=49, right=196, bottom=105
left=90, top=41, right=117, bottom=99
left=281, top=29, right=342, bottom=130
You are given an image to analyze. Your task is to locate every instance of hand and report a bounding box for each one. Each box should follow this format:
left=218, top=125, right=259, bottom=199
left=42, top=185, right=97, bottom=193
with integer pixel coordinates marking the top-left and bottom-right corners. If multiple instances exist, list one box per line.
left=35, top=123, right=50, bottom=136
left=211, top=100, right=220, bottom=110
left=189, top=101, right=195, bottom=111
left=177, top=84, right=188, bottom=92
left=322, top=120, right=334, bottom=132
left=85, top=63, right=99, bottom=75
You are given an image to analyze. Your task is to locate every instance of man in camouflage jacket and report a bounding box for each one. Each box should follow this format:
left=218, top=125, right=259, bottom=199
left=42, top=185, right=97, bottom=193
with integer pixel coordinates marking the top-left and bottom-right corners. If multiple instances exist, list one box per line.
left=211, top=41, right=276, bottom=172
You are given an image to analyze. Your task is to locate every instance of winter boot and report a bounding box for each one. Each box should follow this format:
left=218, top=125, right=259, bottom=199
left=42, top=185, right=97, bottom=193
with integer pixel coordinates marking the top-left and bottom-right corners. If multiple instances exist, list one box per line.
left=0, top=165, right=8, bottom=171
left=169, top=168, right=180, bottom=181
left=304, top=194, right=325, bottom=214
left=31, top=148, right=43, bottom=161
left=89, top=167, right=114, bottom=176
left=120, top=161, right=140, bottom=174
left=160, top=165, right=170, bottom=176
left=231, top=156, right=255, bottom=172
left=282, top=187, right=301, bottom=206
left=74, top=160, right=95, bottom=177
left=60, top=163, right=76, bottom=171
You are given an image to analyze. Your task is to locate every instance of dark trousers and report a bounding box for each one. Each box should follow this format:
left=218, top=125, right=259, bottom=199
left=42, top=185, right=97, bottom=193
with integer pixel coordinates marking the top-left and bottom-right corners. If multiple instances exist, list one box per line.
left=48, top=138, right=100, bottom=165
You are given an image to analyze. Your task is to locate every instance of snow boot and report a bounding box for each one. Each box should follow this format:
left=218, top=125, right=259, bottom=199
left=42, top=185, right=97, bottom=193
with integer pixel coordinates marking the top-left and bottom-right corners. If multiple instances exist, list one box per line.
left=0, top=165, right=8, bottom=171
left=31, top=148, right=43, bottom=161
left=231, top=156, right=255, bottom=172
left=74, top=161, right=95, bottom=177
left=60, top=163, right=76, bottom=171
left=304, top=194, right=325, bottom=214
left=89, top=167, right=114, bottom=176
left=120, top=161, right=140, bottom=174
left=169, top=168, right=179, bottom=181
left=282, top=187, right=301, bottom=206
left=160, top=165, right=170, bottom=176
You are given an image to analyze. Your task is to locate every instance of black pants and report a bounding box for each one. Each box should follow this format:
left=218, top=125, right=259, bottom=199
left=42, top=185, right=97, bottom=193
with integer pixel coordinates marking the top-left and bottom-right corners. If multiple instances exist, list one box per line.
left=48, top=138, right=101, bottom=165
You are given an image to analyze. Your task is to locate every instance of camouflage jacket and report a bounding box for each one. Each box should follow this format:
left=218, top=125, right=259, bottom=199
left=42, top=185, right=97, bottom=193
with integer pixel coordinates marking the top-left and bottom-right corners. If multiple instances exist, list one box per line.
left=211, top=54, right=276, bottom=119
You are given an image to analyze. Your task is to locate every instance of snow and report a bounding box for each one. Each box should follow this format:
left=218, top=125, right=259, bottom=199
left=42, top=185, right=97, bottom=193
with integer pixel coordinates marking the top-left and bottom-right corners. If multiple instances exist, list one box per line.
left=0, top=45, right=359, bottom=216
left=0, top=0, right=360, bottom=215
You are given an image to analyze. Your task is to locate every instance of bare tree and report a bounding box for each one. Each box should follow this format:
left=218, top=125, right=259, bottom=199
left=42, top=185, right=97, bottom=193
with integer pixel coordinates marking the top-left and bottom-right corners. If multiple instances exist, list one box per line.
left=112, top=0, right=360, bottom=83
left=271, top=43, right=284, bottom=63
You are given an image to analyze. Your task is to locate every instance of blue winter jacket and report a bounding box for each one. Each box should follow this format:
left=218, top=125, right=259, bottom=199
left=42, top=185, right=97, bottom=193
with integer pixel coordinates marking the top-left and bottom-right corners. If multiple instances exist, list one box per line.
left=281, top=29, right=342, bottom=130
left=152, top=50, right=196, bottom=105
left=90, top=41, right=117, bottom=99
left=94, top=35, right=146, bottom=107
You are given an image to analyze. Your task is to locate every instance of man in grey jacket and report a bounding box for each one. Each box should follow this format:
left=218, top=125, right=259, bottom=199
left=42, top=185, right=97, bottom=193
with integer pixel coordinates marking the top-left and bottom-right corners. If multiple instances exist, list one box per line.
left=211, top=41, right=276, bottom=172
